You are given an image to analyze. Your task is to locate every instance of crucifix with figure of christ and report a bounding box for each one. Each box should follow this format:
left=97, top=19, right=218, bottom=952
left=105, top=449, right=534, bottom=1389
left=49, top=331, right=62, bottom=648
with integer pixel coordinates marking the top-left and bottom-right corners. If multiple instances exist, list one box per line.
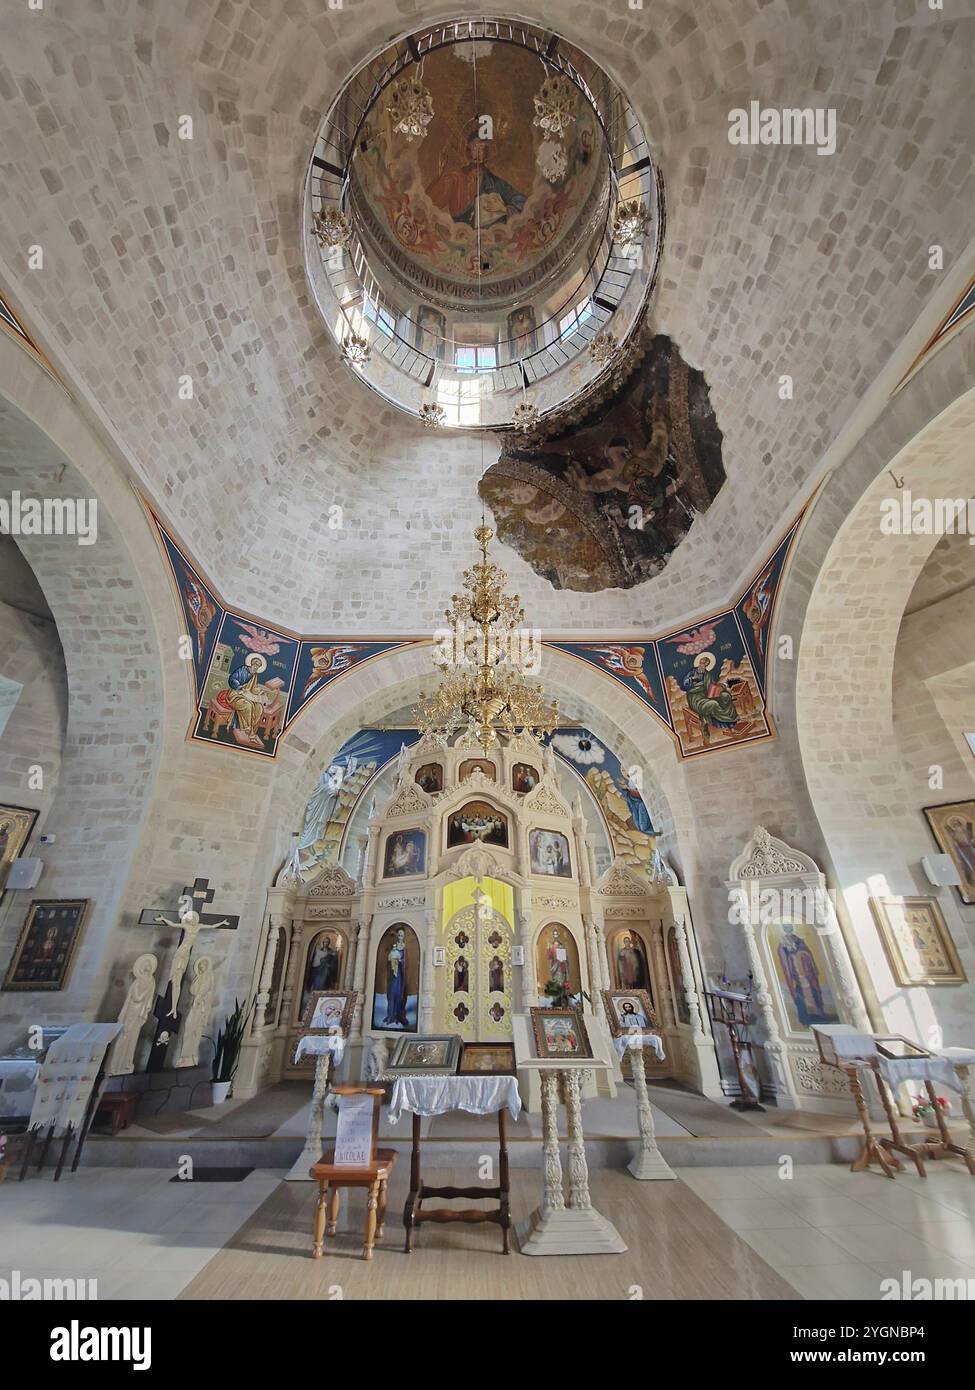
left=137, top=879, right=239, bottom=1071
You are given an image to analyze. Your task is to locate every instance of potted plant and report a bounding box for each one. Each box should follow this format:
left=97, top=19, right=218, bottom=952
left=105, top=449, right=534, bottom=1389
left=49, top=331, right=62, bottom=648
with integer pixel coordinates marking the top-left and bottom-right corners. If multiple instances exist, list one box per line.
left=542, top=979, right=591, bottom=1011
left=208, top=998, right=248, bottom=1105
left=911, top=1092, right=951, bottom=1129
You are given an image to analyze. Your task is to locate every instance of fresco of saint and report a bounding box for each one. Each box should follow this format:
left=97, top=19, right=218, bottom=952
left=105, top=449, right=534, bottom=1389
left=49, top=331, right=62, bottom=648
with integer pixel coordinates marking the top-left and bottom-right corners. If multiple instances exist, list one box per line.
left=426, top=129, right=527, bottom=229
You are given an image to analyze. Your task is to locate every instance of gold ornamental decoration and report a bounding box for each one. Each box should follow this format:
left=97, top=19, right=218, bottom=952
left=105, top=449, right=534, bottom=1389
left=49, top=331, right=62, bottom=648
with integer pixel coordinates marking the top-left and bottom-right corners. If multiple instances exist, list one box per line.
left=415, top=524, right=559, bottom=753
left=388, top=77, right=435, bottom=142
left=532, top=74, right=577, bottom=139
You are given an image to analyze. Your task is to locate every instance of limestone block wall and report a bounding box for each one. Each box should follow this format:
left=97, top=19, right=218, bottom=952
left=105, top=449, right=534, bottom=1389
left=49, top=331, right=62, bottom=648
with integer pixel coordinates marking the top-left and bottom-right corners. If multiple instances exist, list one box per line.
left=0, top=3, right=969, bottom=634
left=0, top=550, right=66, bottom=985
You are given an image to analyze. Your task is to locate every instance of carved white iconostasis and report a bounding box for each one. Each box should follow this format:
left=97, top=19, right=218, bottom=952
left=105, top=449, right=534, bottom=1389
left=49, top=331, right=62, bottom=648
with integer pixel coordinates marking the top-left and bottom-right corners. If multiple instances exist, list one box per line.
left=237, top=732, right=720, bottom=1110
left=726, top=826, right=872, bottom=1111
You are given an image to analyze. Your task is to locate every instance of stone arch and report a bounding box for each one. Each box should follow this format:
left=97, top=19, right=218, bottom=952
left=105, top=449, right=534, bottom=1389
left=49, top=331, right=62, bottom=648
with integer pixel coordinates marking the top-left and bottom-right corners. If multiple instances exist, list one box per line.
left=0, top=334, right=184, bottom=1045
left=267, top=642, right=699, bottom=908
left=795, top=386, right=975, bottom=1046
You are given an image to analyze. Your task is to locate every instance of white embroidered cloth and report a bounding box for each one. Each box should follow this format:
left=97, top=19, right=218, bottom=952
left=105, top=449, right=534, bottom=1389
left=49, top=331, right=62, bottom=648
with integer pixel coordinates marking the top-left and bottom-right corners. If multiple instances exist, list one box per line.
left=877, top=1055, right=965, bottom=1093
left=937, top=1046, right=975, bottom=1068
left=0, top=1059, right=39, bottom=1118
left=811, top=1024, right=877, bottom=1061
left=612, top=1033, right=666, bottom=1062
left=387, top=1075, right=521, bottom=1124
left=293, top=1033, right=346, bottom=1064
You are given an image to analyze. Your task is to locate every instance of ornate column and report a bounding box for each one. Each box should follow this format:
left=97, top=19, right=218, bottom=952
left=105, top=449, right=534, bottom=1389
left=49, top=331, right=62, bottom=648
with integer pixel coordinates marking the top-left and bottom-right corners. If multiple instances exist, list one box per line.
left=584, top=915, right=605, bottom=1020
left=626, top=1039, right=676, bottom=1180
left=594, top=917, right=611, bottom=991
left=350, top=915, right=371, bottom=1040
left=355, top=835, right=368, bottom=886
left=365, top=812, right=381, bottom=888
left=253, top=913, right=284, bottom=1033
left=420, top=906, right=437, bottom=1033
left=650, top=921, right=675, bottom=1029
left=673, top=913, right=708, bottom=1042
left=517, top=907, right=537, bottom=1010
left=540, top=1071, right=565, bottom=1214
left=740, top=915, right=795, bottom=1102
left=279, top=916, right=304, bottom=1030
left=562, top=1070, right=592, bottom=1210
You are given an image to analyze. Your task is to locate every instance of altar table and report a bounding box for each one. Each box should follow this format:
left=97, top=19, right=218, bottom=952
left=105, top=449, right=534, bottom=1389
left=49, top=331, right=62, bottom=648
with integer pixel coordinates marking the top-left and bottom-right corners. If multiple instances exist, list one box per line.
left=386, top=1074, right=521, bottom=1255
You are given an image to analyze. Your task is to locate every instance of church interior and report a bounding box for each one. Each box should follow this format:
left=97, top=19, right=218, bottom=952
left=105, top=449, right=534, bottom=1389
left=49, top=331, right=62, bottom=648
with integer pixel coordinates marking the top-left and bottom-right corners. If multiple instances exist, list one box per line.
left=1, top=1, right=974, bottom=1315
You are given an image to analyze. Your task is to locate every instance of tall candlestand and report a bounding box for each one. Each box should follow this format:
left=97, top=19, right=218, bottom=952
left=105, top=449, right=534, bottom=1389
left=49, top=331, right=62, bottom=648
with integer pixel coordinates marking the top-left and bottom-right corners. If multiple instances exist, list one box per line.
left=626, top=1039, right=676, bottom=1180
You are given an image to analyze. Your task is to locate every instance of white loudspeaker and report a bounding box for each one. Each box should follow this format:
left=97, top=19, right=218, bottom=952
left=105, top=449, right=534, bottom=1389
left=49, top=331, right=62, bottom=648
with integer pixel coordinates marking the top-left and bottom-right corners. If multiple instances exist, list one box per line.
left=6, top=856, right=43, bottom=890
left=921, top=853, right=960, bottom=888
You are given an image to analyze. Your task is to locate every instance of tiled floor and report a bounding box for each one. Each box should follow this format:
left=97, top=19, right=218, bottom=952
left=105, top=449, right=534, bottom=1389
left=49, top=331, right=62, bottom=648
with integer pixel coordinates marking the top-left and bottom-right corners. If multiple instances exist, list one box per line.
left=3, top=1158, right=974, bottom=1300
left=0, top=1166, right=283, bottom=1300
left=679, top=1161, right=975, bottom=1300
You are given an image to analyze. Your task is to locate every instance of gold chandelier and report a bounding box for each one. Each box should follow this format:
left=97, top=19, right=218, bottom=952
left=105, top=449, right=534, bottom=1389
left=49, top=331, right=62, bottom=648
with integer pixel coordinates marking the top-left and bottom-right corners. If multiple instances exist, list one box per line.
left=414, top=524, right=559, bottom=753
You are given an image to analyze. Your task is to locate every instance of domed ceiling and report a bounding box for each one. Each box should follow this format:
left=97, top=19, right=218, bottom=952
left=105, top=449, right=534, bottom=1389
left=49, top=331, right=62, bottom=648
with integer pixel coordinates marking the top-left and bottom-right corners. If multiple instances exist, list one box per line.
left=347, top=42, right=610, bottom=310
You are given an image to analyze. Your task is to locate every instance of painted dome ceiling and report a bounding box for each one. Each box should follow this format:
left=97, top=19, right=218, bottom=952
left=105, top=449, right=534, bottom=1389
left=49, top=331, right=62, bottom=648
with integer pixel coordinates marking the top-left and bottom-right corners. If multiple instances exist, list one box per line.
left=346, top=42, right=611, bottom=311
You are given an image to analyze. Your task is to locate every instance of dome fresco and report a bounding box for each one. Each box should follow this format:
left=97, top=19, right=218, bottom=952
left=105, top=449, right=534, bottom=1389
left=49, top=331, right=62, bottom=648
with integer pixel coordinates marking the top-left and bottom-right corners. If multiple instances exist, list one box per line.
left=346, top=42, right=610, bottom=308
left=306, top=19, right=661, bottom=431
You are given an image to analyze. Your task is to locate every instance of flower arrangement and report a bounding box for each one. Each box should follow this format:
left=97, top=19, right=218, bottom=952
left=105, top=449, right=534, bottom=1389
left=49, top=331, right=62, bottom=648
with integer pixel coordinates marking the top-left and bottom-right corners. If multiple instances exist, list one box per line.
left=911, top=1093, right=951, bottom=1120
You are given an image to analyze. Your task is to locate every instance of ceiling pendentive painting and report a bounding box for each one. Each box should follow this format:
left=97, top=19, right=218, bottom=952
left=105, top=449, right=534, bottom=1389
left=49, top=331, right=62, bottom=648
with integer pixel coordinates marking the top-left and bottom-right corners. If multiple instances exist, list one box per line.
left=481, top=335, right=726, bottom=591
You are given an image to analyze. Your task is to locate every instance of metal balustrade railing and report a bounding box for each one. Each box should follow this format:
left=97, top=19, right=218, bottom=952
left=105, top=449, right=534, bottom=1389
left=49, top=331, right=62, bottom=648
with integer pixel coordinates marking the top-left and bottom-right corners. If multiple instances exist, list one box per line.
left=304, top=18, right=661, bottom=419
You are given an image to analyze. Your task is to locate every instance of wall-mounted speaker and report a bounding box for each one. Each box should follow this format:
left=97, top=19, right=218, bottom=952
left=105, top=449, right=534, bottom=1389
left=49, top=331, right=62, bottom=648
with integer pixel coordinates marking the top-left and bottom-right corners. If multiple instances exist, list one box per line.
left=921, top=853, right=960, bottom=888
left=6, top=856, right=43, bottom=890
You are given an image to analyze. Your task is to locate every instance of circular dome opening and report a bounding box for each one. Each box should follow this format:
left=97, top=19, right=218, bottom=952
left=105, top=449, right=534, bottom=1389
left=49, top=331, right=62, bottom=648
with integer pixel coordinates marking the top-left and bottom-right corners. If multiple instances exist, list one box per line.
left=304, top=17, right=662, bottom=430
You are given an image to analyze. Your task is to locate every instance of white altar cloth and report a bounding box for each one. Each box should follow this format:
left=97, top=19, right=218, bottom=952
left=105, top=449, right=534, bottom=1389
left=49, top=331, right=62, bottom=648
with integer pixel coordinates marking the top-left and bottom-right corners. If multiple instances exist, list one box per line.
left=613, top=1032, right=666, bottom=1063
left=387, top=1074, right=521, bottom=1124
left=937, top=1046, right=975, bottom=1068
left=293, top=1032, right=345, bottom=1064
left=0, top=1058, right=39, bottom=1118
left=877, top=1055, right=964, bottom=1093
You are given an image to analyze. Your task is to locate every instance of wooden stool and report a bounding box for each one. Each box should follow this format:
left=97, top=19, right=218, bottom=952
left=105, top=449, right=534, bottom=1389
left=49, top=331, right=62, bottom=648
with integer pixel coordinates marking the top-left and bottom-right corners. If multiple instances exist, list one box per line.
left=95, top=1092, right=138, bottom=1135
left=310, top=1148, right=397, bottom=1261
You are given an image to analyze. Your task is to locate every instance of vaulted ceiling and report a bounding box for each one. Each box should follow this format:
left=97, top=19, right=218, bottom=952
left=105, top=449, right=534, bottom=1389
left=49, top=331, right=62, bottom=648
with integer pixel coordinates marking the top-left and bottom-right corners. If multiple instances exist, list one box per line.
left=0, top=1, right=971, bottom=635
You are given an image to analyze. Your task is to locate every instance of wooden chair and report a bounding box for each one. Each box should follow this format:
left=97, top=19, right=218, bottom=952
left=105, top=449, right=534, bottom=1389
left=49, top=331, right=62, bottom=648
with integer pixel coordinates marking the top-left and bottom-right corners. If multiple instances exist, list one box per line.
left=309, top=1086, right=397, bottom=1261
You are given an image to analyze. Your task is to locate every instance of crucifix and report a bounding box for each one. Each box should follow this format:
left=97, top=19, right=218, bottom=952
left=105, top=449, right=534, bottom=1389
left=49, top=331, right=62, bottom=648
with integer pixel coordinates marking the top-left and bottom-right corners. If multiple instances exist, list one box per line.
left=137, top=879, right=239, bottom=1072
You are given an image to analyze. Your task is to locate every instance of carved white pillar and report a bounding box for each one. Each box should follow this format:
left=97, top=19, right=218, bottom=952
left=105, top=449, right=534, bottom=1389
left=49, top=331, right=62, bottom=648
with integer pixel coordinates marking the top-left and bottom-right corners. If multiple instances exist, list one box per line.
left=350, top=915, right=371, bottom=1040
left=365, top=818, right=381, bottom=888
left=562, top=1070, right=592, bottom=1210
left=584, top=916, right=605, bottom=1020
left=253, top=914, right=284, bottom=1033
left=540, top=1071, right=565, bottom=1213
left=626, top=1039, right=676, bottom=1179
left=740, top=915, right=795, bottom=1102
left=345, top=918, right=359, bottom=991
left=674, top=913, right=708, bottom=1042
left=650, top=921, right=675, bottom=1029
left=420, top=907, right=437, bottom=1033
left=517, top=908, right=537, bottom=1009
left=594, top=918, right=611, bottom=992
left=280, top=918, right=304, bottom=1030
left=355, top=836, right=368, bottom=887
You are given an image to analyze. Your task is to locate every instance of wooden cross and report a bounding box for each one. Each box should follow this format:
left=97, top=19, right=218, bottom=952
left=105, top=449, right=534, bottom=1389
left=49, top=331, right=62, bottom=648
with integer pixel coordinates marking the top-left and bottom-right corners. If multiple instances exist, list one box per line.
left=137, top=879, right=239, bottom=1071
left=137, top=877, right=240, bottom=931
